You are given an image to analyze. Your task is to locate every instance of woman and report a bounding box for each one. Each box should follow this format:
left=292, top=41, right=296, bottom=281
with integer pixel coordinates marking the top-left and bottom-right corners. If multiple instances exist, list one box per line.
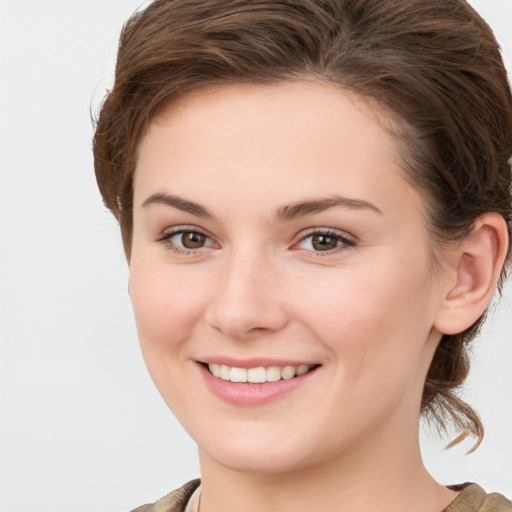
left=93, top=0, right=512, bottom=511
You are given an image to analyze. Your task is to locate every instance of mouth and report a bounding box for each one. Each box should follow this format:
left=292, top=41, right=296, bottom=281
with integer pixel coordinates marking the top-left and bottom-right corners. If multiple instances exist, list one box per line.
left=198, top=360, right=321, bottom=405
left=202, top=362, right=319, bottom=384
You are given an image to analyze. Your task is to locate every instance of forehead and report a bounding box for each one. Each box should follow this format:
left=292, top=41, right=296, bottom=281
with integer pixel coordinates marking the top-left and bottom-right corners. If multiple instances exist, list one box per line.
left=148, top=80, right=398, bottom=150
left=134, top=81, right=424, bottom=222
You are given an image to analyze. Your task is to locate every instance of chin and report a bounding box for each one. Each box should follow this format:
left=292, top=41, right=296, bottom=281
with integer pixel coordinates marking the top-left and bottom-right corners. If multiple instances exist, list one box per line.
left=204, top=445, right=311, bottom=475
left=195, top=426, right=327, bottom=475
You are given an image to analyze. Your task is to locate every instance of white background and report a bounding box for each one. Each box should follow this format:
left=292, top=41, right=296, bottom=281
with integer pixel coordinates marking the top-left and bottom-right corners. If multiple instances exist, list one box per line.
left=0, top=1, right=511, bottom=511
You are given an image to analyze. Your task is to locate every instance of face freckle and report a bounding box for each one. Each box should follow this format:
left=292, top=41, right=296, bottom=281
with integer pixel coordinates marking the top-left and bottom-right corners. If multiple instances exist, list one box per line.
left=128, top=80, right=447, bottom=475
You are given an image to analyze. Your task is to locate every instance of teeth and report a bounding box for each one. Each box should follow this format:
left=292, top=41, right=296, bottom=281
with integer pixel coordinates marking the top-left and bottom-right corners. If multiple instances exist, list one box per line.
left=281, top=366, right=295, bottom=380
left=207, top=363, right=313, bottom=383
left=266, top=366, right=281, bottom=382
left=230, top=367, right=247, bottom=383
left=220, top=365, right=231, bottom=380
left=209, top=363, right=221, bottom=377
left=296, top=364, right=309, bottom=376
left=247, top=367, right=266, bottom=383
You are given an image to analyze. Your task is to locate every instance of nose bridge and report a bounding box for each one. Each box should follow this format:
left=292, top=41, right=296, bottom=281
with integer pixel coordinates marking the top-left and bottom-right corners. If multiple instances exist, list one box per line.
left=205, top=245, right=287, bottom=339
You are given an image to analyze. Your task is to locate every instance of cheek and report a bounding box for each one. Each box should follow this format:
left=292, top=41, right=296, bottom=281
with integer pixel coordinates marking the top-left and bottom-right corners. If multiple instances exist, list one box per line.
left=128, top=261, right=208, bottom=359
left=292, top=260, right=436, bottom=380
left=292, top=266, right=437, bottom=436
left=297, top=260, right=432, bottom=331
left=128, top=261, right=216, bottom=415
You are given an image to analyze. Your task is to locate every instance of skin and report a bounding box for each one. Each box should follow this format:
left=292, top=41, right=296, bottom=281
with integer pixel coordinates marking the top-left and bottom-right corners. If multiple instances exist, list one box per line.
left=128, top=81, right=476, bottom=512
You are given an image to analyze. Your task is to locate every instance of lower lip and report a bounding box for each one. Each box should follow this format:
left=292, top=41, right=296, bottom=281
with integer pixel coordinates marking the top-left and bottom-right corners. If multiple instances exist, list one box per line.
left=197, top=363, right=319, bottom=406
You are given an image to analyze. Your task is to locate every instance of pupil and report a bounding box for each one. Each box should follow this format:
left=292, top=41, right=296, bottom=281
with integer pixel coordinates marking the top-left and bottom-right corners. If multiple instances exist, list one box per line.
left=312, top=234, right=337, bottom=251
left=182, top=232, right=206, bottom=249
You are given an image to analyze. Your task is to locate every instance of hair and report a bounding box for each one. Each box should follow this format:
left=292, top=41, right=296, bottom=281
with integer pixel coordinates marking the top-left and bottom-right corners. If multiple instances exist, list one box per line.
left=93, top=0, right=512, bottom=449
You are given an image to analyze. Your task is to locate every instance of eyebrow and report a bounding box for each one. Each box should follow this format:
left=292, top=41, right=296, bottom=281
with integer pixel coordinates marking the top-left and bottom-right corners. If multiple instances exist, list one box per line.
left=275, top=195, right=382, bottom=222
left=141, top=192, right=381, bottom=222
left=142, top=193, right=216, bottom=220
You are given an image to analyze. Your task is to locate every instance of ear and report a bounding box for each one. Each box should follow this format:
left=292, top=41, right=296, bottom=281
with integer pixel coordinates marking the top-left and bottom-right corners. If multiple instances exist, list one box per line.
left=434, top=213, right=509, bottom=335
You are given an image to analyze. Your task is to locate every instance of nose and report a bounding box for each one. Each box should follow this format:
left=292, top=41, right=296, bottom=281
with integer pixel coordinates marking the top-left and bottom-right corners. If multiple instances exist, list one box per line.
left=205, top=250, right=289, bottom=340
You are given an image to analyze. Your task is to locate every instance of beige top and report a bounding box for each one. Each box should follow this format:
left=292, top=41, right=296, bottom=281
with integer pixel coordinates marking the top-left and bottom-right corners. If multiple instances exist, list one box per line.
left=131, top=480, right=512, bottom=512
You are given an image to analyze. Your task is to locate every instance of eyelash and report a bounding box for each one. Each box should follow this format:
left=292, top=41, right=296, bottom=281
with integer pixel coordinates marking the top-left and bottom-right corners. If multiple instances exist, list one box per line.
left=294, top=229, right=357, bottom=255
left=155, top=227, right=357, bottom=256
left=155, top=227, right=215, bottom=256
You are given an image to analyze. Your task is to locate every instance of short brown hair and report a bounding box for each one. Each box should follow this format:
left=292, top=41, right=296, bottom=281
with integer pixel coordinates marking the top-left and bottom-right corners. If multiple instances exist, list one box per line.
left=93, top=0, right=512, bottom=448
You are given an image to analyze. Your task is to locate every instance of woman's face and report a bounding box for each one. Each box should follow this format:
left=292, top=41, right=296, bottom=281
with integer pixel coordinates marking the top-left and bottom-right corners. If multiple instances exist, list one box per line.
left=129, top=81, right=449, bottom=474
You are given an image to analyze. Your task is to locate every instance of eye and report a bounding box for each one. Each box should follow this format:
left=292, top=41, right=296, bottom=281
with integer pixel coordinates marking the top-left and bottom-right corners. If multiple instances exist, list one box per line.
left=177, top=231, right=208, bottom=249
left=295, top=229, right=356, bottom=253
left=156, top=228, right=216, bottom=254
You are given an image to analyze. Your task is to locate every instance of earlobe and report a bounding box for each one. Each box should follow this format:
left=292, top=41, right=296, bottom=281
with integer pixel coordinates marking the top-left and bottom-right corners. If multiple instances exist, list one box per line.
left=434, top=213, right=509, bottom=335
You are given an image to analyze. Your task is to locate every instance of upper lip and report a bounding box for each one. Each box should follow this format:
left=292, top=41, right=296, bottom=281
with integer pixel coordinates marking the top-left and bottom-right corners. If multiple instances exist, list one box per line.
left=197, top=357, right=320, bottom=368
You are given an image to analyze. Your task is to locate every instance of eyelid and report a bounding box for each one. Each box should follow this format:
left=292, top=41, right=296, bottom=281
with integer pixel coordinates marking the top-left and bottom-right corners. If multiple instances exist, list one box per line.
left=292, top=227, right=357, bottom=253
left=155, top=225, right=218, bottom=255
left=155, top=225, right=210, bottom=241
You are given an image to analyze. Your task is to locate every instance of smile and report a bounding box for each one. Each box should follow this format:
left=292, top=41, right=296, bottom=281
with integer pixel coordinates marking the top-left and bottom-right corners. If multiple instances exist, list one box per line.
left=198, top=360, right=321, bottom=405
left=207, top=363, right=314, bottom=383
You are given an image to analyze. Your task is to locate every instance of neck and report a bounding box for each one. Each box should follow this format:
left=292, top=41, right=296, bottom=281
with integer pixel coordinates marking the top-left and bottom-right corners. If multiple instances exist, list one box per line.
left=197, top=420, right=457, bottom=512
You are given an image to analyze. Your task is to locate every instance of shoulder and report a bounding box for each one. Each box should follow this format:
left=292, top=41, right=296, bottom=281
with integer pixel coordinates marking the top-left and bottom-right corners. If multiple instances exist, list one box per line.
left=130, top=479, right=201, bottom=512
left=445, top=483, right=512, bottom=512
